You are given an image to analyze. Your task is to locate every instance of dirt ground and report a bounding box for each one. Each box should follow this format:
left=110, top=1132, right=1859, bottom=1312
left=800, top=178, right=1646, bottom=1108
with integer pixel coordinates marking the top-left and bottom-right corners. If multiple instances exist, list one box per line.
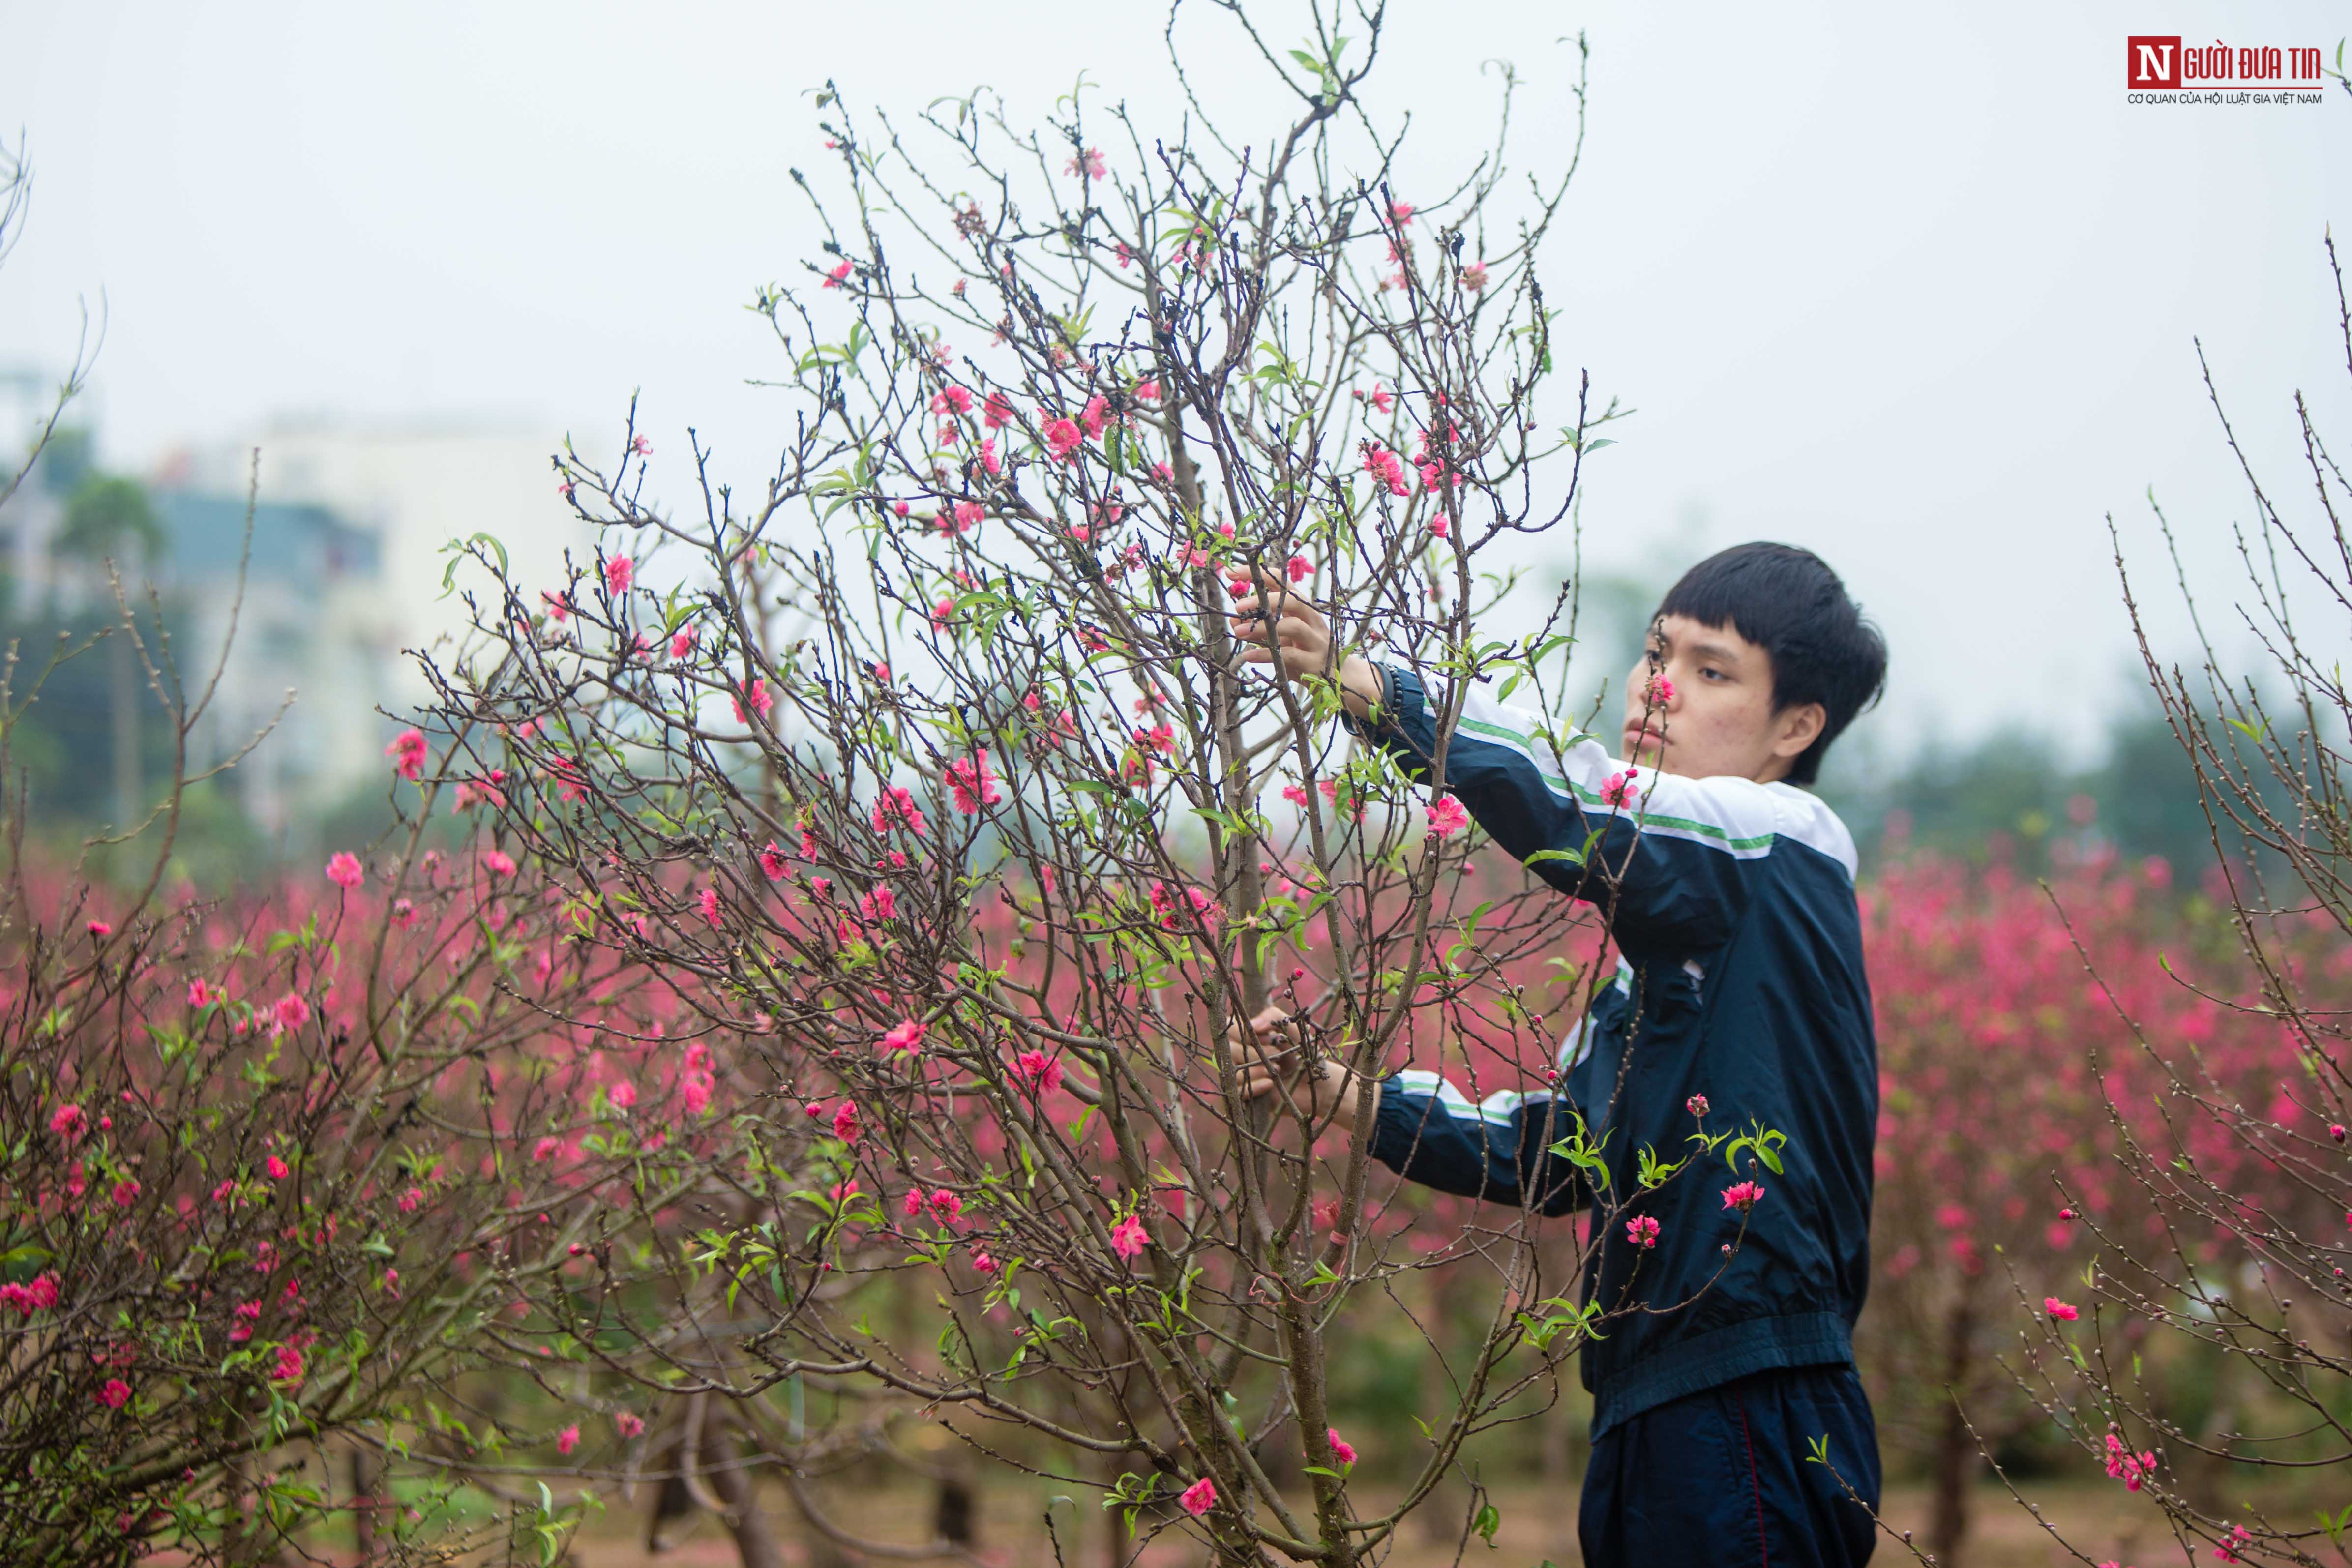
left=565, top=1477, right=2175, bottom=1567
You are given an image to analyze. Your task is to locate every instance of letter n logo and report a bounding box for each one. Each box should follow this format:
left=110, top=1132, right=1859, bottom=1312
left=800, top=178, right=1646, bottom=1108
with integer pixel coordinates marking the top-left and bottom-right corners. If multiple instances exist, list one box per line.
left=2126, top=35, right=2181, bottom=88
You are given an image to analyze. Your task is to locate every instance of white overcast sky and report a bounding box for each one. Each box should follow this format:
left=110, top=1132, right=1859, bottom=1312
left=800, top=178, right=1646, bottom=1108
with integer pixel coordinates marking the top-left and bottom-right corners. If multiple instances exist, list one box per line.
left=1, top=1, right=2346, bottom=764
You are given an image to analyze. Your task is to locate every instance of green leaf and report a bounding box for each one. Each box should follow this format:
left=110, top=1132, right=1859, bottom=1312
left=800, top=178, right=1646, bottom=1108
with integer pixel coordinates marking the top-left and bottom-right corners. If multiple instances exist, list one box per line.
left=1523, top=847, right=1585, bottom=869
left=438, top=531, right=510, bottom=597
left=1473, top=1501, right=1499, bottom=1544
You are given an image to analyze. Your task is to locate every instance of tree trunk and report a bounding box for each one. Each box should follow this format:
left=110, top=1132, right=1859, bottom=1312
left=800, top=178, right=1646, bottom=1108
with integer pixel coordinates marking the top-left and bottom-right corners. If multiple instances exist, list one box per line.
left=109, top=626, right=138, bottom=827
left=350, top=1445, right=380, bottom=1563
left=708, top=1428, right=788, bottom=1568
left=1926, top=1292, right=1979, bottom=1568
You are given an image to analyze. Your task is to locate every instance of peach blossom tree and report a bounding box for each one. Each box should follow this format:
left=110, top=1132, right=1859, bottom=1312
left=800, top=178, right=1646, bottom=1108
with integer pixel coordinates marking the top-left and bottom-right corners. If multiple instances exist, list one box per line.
left=411, top=8, right=1787, bottom=1566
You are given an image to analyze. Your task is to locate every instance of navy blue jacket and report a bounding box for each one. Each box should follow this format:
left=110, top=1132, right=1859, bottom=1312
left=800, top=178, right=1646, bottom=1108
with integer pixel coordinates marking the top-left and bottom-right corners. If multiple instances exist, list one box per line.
left=1345, top=665, right=1877, bottom=1439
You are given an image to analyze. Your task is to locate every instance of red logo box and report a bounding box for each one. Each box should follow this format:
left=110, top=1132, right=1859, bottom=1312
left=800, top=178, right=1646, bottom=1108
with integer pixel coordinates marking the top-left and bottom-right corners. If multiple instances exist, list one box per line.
left=2127, top=35, right=2182, bottom=88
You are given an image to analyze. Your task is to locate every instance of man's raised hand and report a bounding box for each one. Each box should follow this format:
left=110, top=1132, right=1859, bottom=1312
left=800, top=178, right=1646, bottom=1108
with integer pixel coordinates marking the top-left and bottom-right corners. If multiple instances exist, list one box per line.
left=1224, top=570, right=1384, bottom=718
left=1232, top=1005, right=1375, bottom=1137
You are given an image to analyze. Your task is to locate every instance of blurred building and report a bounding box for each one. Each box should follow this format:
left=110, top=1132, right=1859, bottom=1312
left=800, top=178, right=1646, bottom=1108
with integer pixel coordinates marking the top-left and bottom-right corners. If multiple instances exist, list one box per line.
left=161, top=420, right=595, bottom=836
left=156, top=489, right=387, bottom=835
left=0, top=415, right=593, bottom=841
left=167, top=420, right=593, bottom=690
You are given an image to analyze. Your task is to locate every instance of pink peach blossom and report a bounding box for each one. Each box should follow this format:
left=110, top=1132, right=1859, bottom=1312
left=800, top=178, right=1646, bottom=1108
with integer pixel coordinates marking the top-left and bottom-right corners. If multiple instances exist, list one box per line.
left=1014, top=1050, right=1064, bottom=1096
left=947, top=753, right=1003, bottom=814
left=387, top=728, right=428, bottom=781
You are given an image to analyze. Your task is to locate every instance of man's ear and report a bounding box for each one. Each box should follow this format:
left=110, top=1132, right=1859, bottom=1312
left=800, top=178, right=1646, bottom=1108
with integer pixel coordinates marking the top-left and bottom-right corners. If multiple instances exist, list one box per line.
left=1772, top=701, right=1827, bottom=761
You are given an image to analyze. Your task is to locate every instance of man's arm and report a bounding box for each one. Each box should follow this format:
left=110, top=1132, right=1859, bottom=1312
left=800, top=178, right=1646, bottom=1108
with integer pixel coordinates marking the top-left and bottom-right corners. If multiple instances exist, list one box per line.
left=1226, top=579, right=1790, bottom=952
left=1368, top=1068, right=1592, bottom=1216
left=1351, top=666, right=1778, bottom=950
left=1235, top=1010, right=1591, bottom=1217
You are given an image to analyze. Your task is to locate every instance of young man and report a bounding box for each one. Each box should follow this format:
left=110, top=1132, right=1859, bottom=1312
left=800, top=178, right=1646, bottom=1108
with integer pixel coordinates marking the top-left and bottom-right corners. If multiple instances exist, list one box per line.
left=1230, top=542, right=1889, bottom=1566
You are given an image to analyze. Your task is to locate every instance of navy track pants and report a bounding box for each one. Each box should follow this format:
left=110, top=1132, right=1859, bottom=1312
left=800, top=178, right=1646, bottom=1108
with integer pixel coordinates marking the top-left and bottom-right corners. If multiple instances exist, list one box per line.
left=1578, top=1365, right=1881, bottom=1567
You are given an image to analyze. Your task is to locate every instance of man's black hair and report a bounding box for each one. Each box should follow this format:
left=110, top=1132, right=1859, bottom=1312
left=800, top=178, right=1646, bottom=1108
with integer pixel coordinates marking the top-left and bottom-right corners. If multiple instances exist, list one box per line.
left=1655, top=542, right=1887, bottom=787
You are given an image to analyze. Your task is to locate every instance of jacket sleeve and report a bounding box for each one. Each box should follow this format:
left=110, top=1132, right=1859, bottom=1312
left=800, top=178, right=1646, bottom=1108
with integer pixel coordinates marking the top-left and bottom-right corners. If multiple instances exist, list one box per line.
left=1367, top=1063, right=1592, bottom=1216
left=1344, top=663, right=1791, bottom=951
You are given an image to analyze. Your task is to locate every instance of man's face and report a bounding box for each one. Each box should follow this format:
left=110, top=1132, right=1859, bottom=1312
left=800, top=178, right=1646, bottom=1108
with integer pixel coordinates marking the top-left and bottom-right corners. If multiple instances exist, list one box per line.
left=1621, top=613, right=1824, bottom=784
